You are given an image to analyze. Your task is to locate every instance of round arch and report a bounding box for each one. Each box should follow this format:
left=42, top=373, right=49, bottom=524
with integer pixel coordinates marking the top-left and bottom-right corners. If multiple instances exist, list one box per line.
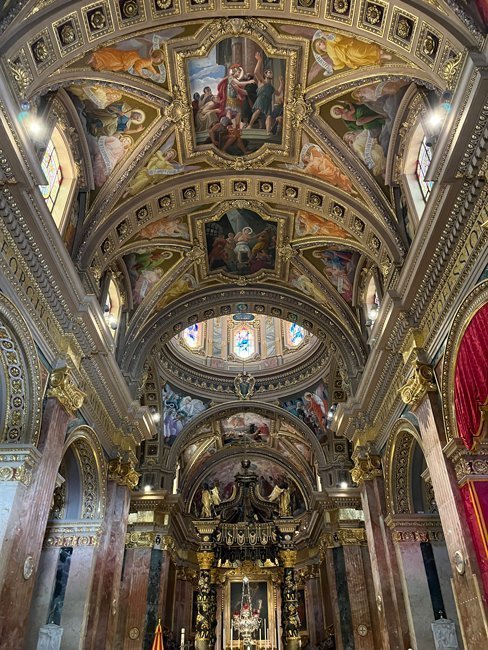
left=166, top=400, right=329, bottom=474
left=0, top=292, right=42, bottom=445
left=61, top=425, right=108, bottom=520
left=183, top=445, right=313, bottom=516
left=121, top=284, right=367, bottom=392
left=384, top=416, right=436, bottom=517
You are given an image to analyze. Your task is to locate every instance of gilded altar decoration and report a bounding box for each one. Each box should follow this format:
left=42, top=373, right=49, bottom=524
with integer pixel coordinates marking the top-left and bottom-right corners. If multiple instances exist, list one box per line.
left=47, top=366, right=85, bottom=415
left=234, top=371, right=256, bottom=400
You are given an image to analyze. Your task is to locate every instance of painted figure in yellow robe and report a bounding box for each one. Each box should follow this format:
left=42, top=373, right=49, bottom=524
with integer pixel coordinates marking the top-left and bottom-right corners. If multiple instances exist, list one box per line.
left=309, top=30, right=392, bottom=81
left=89, top=46, right=164, bottom=78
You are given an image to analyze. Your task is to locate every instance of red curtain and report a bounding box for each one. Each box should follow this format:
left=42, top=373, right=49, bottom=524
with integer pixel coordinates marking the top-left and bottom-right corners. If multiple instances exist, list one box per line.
left=454, top=302, right=488, bottom=449
left=461, top=483, right=488, bottom=597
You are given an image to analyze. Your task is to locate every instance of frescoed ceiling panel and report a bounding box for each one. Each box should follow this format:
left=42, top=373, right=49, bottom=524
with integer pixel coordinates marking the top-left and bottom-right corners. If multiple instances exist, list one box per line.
left=0, top=0, right=483, bottom=494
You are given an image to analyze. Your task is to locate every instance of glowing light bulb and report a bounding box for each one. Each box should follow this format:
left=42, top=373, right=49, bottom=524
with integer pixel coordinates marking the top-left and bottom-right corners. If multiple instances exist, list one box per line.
left=340, top=481, right=348, bottom=489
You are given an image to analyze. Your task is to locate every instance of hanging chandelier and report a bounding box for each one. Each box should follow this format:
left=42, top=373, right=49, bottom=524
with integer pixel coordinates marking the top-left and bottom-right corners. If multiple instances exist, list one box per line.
left=232, top=576, right=262, bottom=646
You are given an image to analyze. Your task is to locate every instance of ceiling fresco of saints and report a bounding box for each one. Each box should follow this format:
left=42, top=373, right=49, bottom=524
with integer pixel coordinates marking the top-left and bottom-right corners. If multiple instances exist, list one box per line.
left=66, top=84, right=159, bottom=191
left=187, top=37, right=285, bottom=157
left=204, top=208, right=277, bottom=278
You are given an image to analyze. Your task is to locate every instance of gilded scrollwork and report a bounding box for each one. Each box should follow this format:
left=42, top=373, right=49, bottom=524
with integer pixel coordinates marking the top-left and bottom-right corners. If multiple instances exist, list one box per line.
left=108, top=457, right=141, bottom=490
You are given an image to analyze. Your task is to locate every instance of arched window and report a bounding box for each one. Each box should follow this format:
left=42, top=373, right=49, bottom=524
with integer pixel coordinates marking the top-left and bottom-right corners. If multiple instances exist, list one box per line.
left=234, top=325, right=254, bottom=359
left=39, top=127, right=77, bottom=232
left=416, top=136, right=433, bottom=201
left=103, top=277, right=122, bottom=338
left=40, top=140, right=62, bottom=211
left=287, top=322, right=305, bottom=348
left=183, top=323, right=202, bottom=349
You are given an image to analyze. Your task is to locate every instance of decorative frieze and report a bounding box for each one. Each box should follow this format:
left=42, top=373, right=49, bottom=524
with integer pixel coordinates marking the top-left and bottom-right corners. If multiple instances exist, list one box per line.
left=44, top=521, right=102, bottom=548
left=320, top=528, right=367, bottom=549
left=385, top=514, right=444, bottom=543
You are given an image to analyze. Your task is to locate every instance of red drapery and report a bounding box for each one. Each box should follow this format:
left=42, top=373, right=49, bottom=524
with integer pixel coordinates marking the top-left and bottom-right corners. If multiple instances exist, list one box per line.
left=454, top=302, right=488, bottom=449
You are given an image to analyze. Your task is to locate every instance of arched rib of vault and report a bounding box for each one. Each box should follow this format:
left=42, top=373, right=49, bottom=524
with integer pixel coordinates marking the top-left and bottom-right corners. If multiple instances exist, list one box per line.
left=1, top=3, right=476, bottom=95
left=77, top=168, right=404, bottom=272
left=120, top=285, right=367, bottom=391
left=182, top=445, right=315, bottom=515
left=167, top=401, right=329, bottom=476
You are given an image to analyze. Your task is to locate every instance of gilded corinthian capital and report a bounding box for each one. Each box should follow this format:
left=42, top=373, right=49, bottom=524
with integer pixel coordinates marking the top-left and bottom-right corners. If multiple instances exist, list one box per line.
left=47, top=366, right=85, bottom=415
left=197, top=551, right=214, bottom=570
left=350, top=445, right=382, bottom=485
left=108, top=457, right=140, bottom=490
left=399, top=361, right=437, bottom=408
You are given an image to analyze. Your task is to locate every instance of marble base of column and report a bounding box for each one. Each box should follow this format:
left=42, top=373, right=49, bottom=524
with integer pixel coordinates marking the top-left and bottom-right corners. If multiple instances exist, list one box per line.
left=36, top=624, right=63, bottom=650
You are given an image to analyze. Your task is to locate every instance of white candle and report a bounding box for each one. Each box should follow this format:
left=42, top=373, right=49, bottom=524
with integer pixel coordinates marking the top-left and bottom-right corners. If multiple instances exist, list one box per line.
left=264, top=620, right=267, bottom=642
left=180, top=628, right=185, bottom=649
left=259, top=625, right=262, bottom=643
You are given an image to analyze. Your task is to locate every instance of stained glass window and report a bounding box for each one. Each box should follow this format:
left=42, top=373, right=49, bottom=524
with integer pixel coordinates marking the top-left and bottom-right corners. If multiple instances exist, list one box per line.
left=234, top=325, right=254, bottom=359
left=287, top=322, right=305, bottom=347
left=183, top=323, right=201, bottom=348
left=416, top=137, right=433, bottom=201
left=40, top=140, right=63, bottom=211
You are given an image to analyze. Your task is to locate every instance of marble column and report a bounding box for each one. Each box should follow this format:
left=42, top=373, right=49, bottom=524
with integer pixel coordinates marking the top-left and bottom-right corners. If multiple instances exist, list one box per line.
left=322, top=548, right=343, bottom=650
left=343, top=541, right=376, bottom=649
left=411, top=391, right=488, bottom=647
left=280, top=550, right=300, bottom=650
left=83, top=463, right=134, bottom=650
left=351, top=449, right=411, bottom=649
left=195, top=551, right=215, bottom=650
left=61, top=544, right=97, bottom=647
left=304, top=572, right=323, bottom=645
left=0, top=368, right=84, bottom=649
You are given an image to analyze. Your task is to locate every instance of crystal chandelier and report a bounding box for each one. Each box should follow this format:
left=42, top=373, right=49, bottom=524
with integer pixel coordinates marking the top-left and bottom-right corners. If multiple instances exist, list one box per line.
left=232, top=576, right=262, bottom=646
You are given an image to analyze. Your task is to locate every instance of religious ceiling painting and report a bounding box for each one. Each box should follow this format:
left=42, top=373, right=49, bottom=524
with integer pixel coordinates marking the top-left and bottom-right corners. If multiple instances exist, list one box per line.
left=186, top=36, right=286, bottom=156
left=162, top=383, right=209, bottom=445
left=123, top=132, right=200, bottom=198
left=277, top=25, right=403, bottom=86
left=220, top=412, right=272, bottom=446
left=191, top=456, right=306, bottom=518
left=123, top=248, right=181, bottom=306
left=127, top=213, right=190, bottom=242
left=203, top=207, right=278, bottom=278
left=155, top=271, right=198, bottom=311
left=288, top=266, right=329, bottom=309
left=294, top=210, right=356, bottom=241
left=67, top=84, right=158, bottom=191
left=276, top=439, right=313, bottom=469
left=306, top=246, right=361, bottom=305
left=281, top=382, right=329, bottom=441
left=319, top=80, right=411, bottom=183
left=287, top=137, right=358, bottom=196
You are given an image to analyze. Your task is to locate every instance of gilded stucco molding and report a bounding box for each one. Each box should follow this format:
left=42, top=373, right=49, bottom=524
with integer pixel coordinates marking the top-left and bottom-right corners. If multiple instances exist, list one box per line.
left=0, top=445, right=41, bottom=487
left=320, top=528, right=367, bottom=549
left=44, top=521, right=102, bottom=548
left=443, top=438, right=488, bottom=486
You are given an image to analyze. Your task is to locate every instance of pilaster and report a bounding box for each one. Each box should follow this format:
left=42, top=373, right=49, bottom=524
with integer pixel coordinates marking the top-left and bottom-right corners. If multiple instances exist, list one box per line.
left=0, top=367, right=84, bottom=649
left=351, top=446, right=411, bottom=649
left=401, top=362, right=488, bottom=648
